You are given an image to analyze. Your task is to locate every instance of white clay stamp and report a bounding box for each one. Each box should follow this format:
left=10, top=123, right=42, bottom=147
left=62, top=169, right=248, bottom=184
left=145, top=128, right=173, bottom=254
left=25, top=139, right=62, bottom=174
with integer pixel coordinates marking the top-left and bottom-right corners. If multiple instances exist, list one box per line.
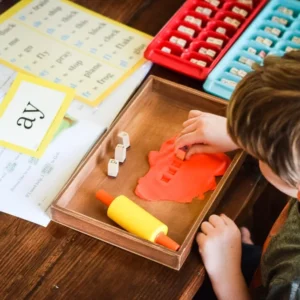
left=292, top=36, right=300, bottom=44
left=185, top=15, right=194, bottom=23
left=232, top=19, right=241, bottom=27
left=193, top=18, right=202, bottom=26
left=117, top=131, right=130, bottom=148
left=237, top=0, right=253, bottom=8
left=190, top=58, right=207, bottom=67
left=266, top=27, right=281, bottom=37
left=178, top=25, right=195, bottom=37
left=232, top=6, right=241, bottom=14
left=271, top=16, right=288, bottom=26
left=278, top=6, right=293, bottom=16
left=224, top=17, right=240, bottom=28
left=247, top=47, right=257, bottom=54
left=197, top=60, right=207, bottom=67
left=246, top=58, right=255, bottom=67
left=199, top=47, right=208, bottom=54
left=205, top=0, right=220, bottom=7
left=263, top=38, right=273, bottom=47
left=286, top=46, right=297, bottom=53
left=177, top=38, right=187, bottom=47
left=221, top=78, right=237, bottom=87
left=169, top=36, right=178, bottom=44
left=230, top=67, right=239, bottom=75
left=216, top=27, right=226, bottom=35
left=239, top=9, right=248, bottom=17
left=108, top=159, right=119, bottom=177
left=238, top=56, right=248, bottom=64
left=264, top=26, right=272, bottom=34
left=255, top=36, right=264, bottom=44
left=206, top=49, right=217, bottom=58
left=232, top=6, right=248, bottom=17
left=115, top=144, right=126, bottom=163
left=237, top=69, right=247, bottom=77
left=161, top=47, right=171, bottom=53
left=188, top=14, right=202, bottom=26
left=272, top=28, right=281, bottom=36
left=207, top=37, right=223, bottom=46
left=203, top=8, right=213, bottom=16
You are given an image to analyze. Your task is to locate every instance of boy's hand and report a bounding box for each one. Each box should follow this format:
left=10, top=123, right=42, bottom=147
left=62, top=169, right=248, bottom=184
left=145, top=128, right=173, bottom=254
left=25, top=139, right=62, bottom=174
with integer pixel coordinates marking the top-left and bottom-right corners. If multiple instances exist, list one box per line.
left=197, top=214, right=250, bottom=300
left=175, top=110, right=238, bottom=159
left=196, top=214, right=242, bottom=281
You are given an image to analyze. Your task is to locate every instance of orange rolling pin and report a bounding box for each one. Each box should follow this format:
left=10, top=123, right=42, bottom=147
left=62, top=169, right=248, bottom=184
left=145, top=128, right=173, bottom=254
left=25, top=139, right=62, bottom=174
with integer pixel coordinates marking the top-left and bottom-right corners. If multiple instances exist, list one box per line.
left=96, top=190, right=180, bottom=251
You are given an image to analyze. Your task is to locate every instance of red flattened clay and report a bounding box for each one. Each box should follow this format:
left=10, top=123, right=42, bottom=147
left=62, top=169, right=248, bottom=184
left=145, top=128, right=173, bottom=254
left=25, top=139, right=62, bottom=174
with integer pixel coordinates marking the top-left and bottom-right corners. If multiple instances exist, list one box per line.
left=135, top=137, right=231, bottom=203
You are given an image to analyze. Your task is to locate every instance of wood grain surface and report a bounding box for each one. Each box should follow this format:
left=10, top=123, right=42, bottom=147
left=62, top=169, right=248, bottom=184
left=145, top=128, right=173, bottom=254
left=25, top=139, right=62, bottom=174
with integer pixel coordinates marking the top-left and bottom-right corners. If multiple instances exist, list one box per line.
left=0, top=0, right=275, bottom=299
left=51, top=76, right=245, bottom=270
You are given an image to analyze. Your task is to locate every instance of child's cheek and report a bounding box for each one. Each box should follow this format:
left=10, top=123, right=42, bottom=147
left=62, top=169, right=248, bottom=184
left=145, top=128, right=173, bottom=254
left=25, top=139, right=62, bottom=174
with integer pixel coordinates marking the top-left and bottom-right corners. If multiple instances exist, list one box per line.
left=259, top=161, right=297, bottom=198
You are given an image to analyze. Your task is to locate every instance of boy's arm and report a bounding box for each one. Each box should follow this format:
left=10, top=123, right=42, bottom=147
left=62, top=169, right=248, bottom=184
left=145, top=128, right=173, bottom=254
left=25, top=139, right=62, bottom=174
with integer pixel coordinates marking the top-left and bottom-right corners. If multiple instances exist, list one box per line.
left=210, top=269, right=250, bottom=300
left=197, top=214, right=250, bottom=300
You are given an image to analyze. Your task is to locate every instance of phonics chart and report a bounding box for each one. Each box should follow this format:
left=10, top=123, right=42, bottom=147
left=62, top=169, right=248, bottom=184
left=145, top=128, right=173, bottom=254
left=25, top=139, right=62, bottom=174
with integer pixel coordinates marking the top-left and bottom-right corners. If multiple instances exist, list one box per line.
left=0, top=0, right=152, bottom=106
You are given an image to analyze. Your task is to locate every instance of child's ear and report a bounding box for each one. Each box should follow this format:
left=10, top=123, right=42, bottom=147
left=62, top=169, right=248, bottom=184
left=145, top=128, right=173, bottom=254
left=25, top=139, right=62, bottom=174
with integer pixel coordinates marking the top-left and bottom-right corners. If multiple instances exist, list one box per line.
left=297, top=187, right=300, bottom=200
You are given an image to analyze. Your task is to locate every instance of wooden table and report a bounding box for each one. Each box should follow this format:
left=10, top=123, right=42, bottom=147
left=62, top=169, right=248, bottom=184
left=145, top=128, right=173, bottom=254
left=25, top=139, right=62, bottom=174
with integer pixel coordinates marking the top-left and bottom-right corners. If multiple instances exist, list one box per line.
left=0, top=1, right=271, bottom=299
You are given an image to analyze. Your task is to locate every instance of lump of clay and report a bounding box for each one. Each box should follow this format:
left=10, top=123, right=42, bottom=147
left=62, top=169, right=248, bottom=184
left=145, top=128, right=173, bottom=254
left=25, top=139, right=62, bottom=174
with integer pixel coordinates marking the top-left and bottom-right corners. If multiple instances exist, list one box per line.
left=135, top=137, right=231, bottom=203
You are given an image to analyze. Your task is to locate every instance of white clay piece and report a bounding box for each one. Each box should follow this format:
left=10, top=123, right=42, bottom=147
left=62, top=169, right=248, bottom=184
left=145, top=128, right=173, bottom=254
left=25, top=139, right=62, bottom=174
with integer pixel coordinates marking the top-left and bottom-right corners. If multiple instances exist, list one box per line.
left=161, top=47, right=171, bottom=53
left=221, top=78, right=237, bottom=87
left=178, top=25, right=195, bottom=37
left=117, top=131, right=130, bottom=149
left=108, top=159, right=119, bottom=177
left=115, top=144, right=126, bottom=163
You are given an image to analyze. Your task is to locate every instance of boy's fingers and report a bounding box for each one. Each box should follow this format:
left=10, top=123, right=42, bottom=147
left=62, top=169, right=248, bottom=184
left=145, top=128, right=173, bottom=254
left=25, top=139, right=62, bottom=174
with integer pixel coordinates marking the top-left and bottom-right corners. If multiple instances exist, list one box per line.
left=181, top=122, right=197, bottom=135
left=185, top=145, right=205, bottom=159
left=183, top=117, right=197, bottom=128
left=208, top=214, right=226, bottom=227
left=201, top=221, right=214, bottom=235
left=188, top=110, right=202, bottom=119
left=185, top=145, right=215, bottom=159
left=196, top=232, right=206, bottom=246
left=175, top=133, right=202, bottom=150
left=220, top=214, right=234, bottom=226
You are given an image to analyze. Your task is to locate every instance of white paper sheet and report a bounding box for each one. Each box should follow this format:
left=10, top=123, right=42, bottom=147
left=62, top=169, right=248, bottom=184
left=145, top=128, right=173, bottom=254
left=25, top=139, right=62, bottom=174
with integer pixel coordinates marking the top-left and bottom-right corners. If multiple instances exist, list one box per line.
left=0, top=60, right=152, bottom=226
left=0, top=0, right=152, bottom=106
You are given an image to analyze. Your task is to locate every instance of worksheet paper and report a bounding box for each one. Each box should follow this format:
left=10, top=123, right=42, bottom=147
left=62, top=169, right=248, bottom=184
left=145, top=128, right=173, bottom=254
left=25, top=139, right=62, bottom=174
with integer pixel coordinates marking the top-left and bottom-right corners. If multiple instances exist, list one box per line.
left=0, top=60, right=152, bottom=226
left=0, top=0, right=152, bottom=225
left=0, top=0, right=152, bottom=106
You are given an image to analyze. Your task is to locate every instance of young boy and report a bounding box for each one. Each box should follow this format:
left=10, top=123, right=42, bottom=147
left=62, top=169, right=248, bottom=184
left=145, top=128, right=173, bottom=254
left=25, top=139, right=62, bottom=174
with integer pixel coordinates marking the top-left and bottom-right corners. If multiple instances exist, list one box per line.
left=175, top=51, right=300, bottom=299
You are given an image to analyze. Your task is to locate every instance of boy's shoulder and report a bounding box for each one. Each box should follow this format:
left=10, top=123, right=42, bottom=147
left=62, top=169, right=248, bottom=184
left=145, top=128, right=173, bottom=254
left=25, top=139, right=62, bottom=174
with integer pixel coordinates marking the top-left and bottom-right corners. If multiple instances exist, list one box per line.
left=262, top=199, right=300, bottom=297
left=266, top=278, right=300, bottom=300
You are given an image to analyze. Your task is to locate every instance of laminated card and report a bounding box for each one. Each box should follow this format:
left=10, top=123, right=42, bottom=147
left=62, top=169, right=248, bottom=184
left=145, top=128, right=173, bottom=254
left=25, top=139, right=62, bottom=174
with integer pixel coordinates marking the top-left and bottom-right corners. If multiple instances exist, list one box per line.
left=0, top=0, right=152, bottom=106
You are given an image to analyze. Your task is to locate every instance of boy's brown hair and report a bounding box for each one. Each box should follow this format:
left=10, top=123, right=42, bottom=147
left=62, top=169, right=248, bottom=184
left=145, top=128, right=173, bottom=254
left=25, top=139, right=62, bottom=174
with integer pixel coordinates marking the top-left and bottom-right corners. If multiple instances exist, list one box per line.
left=227, top=51, right=300, bottom=187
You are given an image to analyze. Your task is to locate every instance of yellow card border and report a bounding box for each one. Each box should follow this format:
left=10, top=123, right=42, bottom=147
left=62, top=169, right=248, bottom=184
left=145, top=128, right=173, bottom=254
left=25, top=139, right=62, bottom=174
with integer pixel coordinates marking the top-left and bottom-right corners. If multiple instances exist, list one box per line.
left=0, top=73, right=74, bottom=158
left=0, top=0, right=152, bottom=107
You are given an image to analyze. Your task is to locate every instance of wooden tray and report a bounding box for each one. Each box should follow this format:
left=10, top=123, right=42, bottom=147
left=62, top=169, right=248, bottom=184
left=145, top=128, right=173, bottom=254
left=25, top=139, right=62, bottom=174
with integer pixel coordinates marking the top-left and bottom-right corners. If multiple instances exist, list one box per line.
left=51, top=76, right=245, bottom=270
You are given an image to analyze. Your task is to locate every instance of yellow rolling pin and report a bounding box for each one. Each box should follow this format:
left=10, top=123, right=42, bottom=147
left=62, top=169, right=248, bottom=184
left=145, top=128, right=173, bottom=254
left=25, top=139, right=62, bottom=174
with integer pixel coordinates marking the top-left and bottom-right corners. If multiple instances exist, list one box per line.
left=96, top=190, right=180, bottom=251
